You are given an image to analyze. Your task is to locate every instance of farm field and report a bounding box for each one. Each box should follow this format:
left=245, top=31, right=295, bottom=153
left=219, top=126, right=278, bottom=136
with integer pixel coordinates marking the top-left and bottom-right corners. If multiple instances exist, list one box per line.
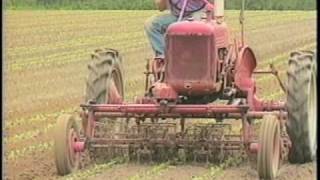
left=4, top=10, right=317, bottom=180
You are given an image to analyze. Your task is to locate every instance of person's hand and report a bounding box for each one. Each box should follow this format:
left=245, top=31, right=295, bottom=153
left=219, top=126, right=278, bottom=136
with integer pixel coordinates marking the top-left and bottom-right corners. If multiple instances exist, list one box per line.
left=205, top=3, right=214, bottom=11
left=155, top=0, right=167, bottom=11
left=200, top=0, right=214, bottom=11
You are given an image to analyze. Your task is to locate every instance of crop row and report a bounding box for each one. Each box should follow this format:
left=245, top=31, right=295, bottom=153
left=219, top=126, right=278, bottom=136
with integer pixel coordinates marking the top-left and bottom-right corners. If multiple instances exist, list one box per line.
left=63, top=158, right=126, bottom=180
left=2, top=10, right=274, bottom=25
left=6, top=31, right=146, bottom=58
left=6, top=10, right=313, bottom=33
left=5, top=15, right=149, bottom=38
left=6, top=25, right=313, bottom=72
left=5, top=10, right=156, bottom=28
left=5, top=11, right=315, bottom=56
left=258, top=43, right=316, bottom=68
left=4, top=42, right=314, bottom=155
left=256, top=42, right=316, bottom=82
left=6, top=38, right=149, bottom=71
left=5, top=141, right=53, bottom=160
left=6, top=11, right=314, bottom=46
left=9, top=13, right=313, bottom=38
left=129, top=163, right=170, bottom=180
left=5, top=106, right=78, bottom=129
left=6, top=44, right=148, bottom=72
left=192, top=155, right=243, bottom=180
left=4, top=123, right=54, bottom=146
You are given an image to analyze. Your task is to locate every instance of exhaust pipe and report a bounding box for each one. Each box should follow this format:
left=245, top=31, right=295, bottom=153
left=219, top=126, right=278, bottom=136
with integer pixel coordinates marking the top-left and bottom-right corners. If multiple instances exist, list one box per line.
left=214, top=0, right=224, bottom=23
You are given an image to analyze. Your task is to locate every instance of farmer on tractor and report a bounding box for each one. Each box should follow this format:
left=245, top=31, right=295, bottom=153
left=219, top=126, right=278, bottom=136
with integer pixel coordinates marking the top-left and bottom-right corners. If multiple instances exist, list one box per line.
left=144, top=0, right=209, bottom=60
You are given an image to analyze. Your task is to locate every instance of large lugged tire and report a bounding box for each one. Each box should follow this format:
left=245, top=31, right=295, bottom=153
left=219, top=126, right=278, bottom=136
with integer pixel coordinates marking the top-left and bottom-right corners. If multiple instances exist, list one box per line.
left=54, top=115, right=80, bottom=175
left=85, top=48, right=124, bottom=104
left=286, top=51, right=317, bottom=163
left=257, top=115, right=281, bottom=179
left=84, top=48, right=125, bottom=162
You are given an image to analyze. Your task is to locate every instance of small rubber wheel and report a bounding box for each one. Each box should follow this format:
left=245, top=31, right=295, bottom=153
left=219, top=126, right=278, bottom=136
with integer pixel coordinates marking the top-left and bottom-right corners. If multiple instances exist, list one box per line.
left=257, top=115, right=281, bottom=179
left=54, top=114, right=80, bottom=176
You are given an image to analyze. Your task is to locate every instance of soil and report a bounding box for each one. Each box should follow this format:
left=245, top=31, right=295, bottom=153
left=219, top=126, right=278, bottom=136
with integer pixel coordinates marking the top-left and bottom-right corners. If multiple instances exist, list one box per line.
left=88, top=162, right=317, bottom=180
left=90, top=164, right=150, bottom=180
left=217, top=162, right=317, bottom=180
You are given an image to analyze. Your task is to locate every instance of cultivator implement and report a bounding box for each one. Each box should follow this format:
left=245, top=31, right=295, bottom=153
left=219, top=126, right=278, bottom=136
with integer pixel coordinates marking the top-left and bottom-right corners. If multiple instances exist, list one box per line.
left=77, top=101, right=290, bottom=165
left=87, top=121, right=244, bottom=163
left=53, top=0, right=317, bottom=179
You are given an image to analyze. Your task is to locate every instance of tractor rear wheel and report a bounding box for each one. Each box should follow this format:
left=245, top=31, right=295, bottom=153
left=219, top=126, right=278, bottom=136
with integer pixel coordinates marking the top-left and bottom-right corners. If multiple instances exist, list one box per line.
left=257, top=115, right=281, bottom=179
left=84, top=48, right=125, bottom=162
left=84, top=48, right=124, bottom=131
left=85, top=48, right=124, bottom=104
left=286, top=51, right=317, bottom=163
left=54, top=114, right=80, bottom=175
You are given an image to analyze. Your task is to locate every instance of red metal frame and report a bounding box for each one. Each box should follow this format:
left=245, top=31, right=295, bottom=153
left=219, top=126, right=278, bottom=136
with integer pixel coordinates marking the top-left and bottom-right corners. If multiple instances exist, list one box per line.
left=81, top=103, right=285, bottom=118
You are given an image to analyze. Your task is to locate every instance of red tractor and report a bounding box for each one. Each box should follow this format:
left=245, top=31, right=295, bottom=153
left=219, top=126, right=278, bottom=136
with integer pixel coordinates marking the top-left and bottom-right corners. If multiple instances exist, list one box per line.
left=54, top=0, right=317, bottom=179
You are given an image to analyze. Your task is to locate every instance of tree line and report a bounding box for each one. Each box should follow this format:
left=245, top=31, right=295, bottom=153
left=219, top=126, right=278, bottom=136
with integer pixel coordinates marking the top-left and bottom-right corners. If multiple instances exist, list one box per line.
left=5, top=0, right=316, bottom=10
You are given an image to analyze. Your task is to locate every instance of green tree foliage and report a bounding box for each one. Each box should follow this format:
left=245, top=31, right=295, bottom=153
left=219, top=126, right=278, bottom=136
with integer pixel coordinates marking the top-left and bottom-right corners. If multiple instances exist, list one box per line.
left=5, top=0, right=316, bottom=10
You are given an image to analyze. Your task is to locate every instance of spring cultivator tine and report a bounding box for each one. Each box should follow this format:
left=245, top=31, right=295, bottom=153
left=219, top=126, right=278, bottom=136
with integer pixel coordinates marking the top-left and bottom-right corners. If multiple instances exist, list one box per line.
left=194, top=146, right=209, bottom=163
left=177, top=148, right=187, bottom=162
left=219, top=136, right=226, bottom=163
left=137, top=145, right=153, bottom=163
left=87, top=121, right=243, bottom=164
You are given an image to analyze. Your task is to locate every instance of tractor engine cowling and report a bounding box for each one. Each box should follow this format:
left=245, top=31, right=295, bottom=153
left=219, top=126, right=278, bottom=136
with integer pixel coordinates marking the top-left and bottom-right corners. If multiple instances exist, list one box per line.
left=164, top=20, right=218, bottom=96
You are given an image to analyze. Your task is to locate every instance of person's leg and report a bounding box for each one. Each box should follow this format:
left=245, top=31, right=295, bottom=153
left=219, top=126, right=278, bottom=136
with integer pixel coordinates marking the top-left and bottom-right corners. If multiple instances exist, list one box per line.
left=144, top=13, right=177, bottom=58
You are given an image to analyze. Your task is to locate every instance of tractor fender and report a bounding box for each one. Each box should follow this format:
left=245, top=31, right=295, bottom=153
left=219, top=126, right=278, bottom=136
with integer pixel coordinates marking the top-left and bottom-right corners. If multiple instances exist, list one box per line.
left=234, top=46, right=262, bottom=110
left=234, top=46, right=257, bottom=91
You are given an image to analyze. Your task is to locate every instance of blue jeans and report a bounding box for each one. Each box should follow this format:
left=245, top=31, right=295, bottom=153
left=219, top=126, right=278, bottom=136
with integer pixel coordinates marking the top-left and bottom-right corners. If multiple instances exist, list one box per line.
left=144, top=10, right=206, bottom=58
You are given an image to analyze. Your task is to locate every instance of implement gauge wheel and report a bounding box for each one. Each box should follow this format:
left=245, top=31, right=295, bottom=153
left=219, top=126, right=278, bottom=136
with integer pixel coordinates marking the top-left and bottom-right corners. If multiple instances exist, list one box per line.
left=286, top=51, right=317, bottom=163
left=54, top=114, right=80, bottom=176
left=257, top=115, right=281, bottom=179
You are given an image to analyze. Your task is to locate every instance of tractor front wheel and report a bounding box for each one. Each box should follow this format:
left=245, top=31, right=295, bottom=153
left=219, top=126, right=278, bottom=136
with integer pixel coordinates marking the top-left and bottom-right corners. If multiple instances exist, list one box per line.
left=257, top=115, right=281, bottom=179
left=54, top=114, right=81, bottom=175
left=286, top=51, right=317, bottom=163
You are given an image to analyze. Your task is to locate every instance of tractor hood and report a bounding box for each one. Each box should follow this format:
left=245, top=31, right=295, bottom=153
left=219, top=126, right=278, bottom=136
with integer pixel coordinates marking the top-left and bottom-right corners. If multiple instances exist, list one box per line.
left=166, top=20, right=215, bottom=36
left=165, top=20, right=218, bottom=96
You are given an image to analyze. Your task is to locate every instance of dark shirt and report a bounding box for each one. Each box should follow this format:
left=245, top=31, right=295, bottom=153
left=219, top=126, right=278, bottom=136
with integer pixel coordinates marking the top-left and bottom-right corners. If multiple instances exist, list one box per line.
left=169, top=0, right=206, bottom=17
